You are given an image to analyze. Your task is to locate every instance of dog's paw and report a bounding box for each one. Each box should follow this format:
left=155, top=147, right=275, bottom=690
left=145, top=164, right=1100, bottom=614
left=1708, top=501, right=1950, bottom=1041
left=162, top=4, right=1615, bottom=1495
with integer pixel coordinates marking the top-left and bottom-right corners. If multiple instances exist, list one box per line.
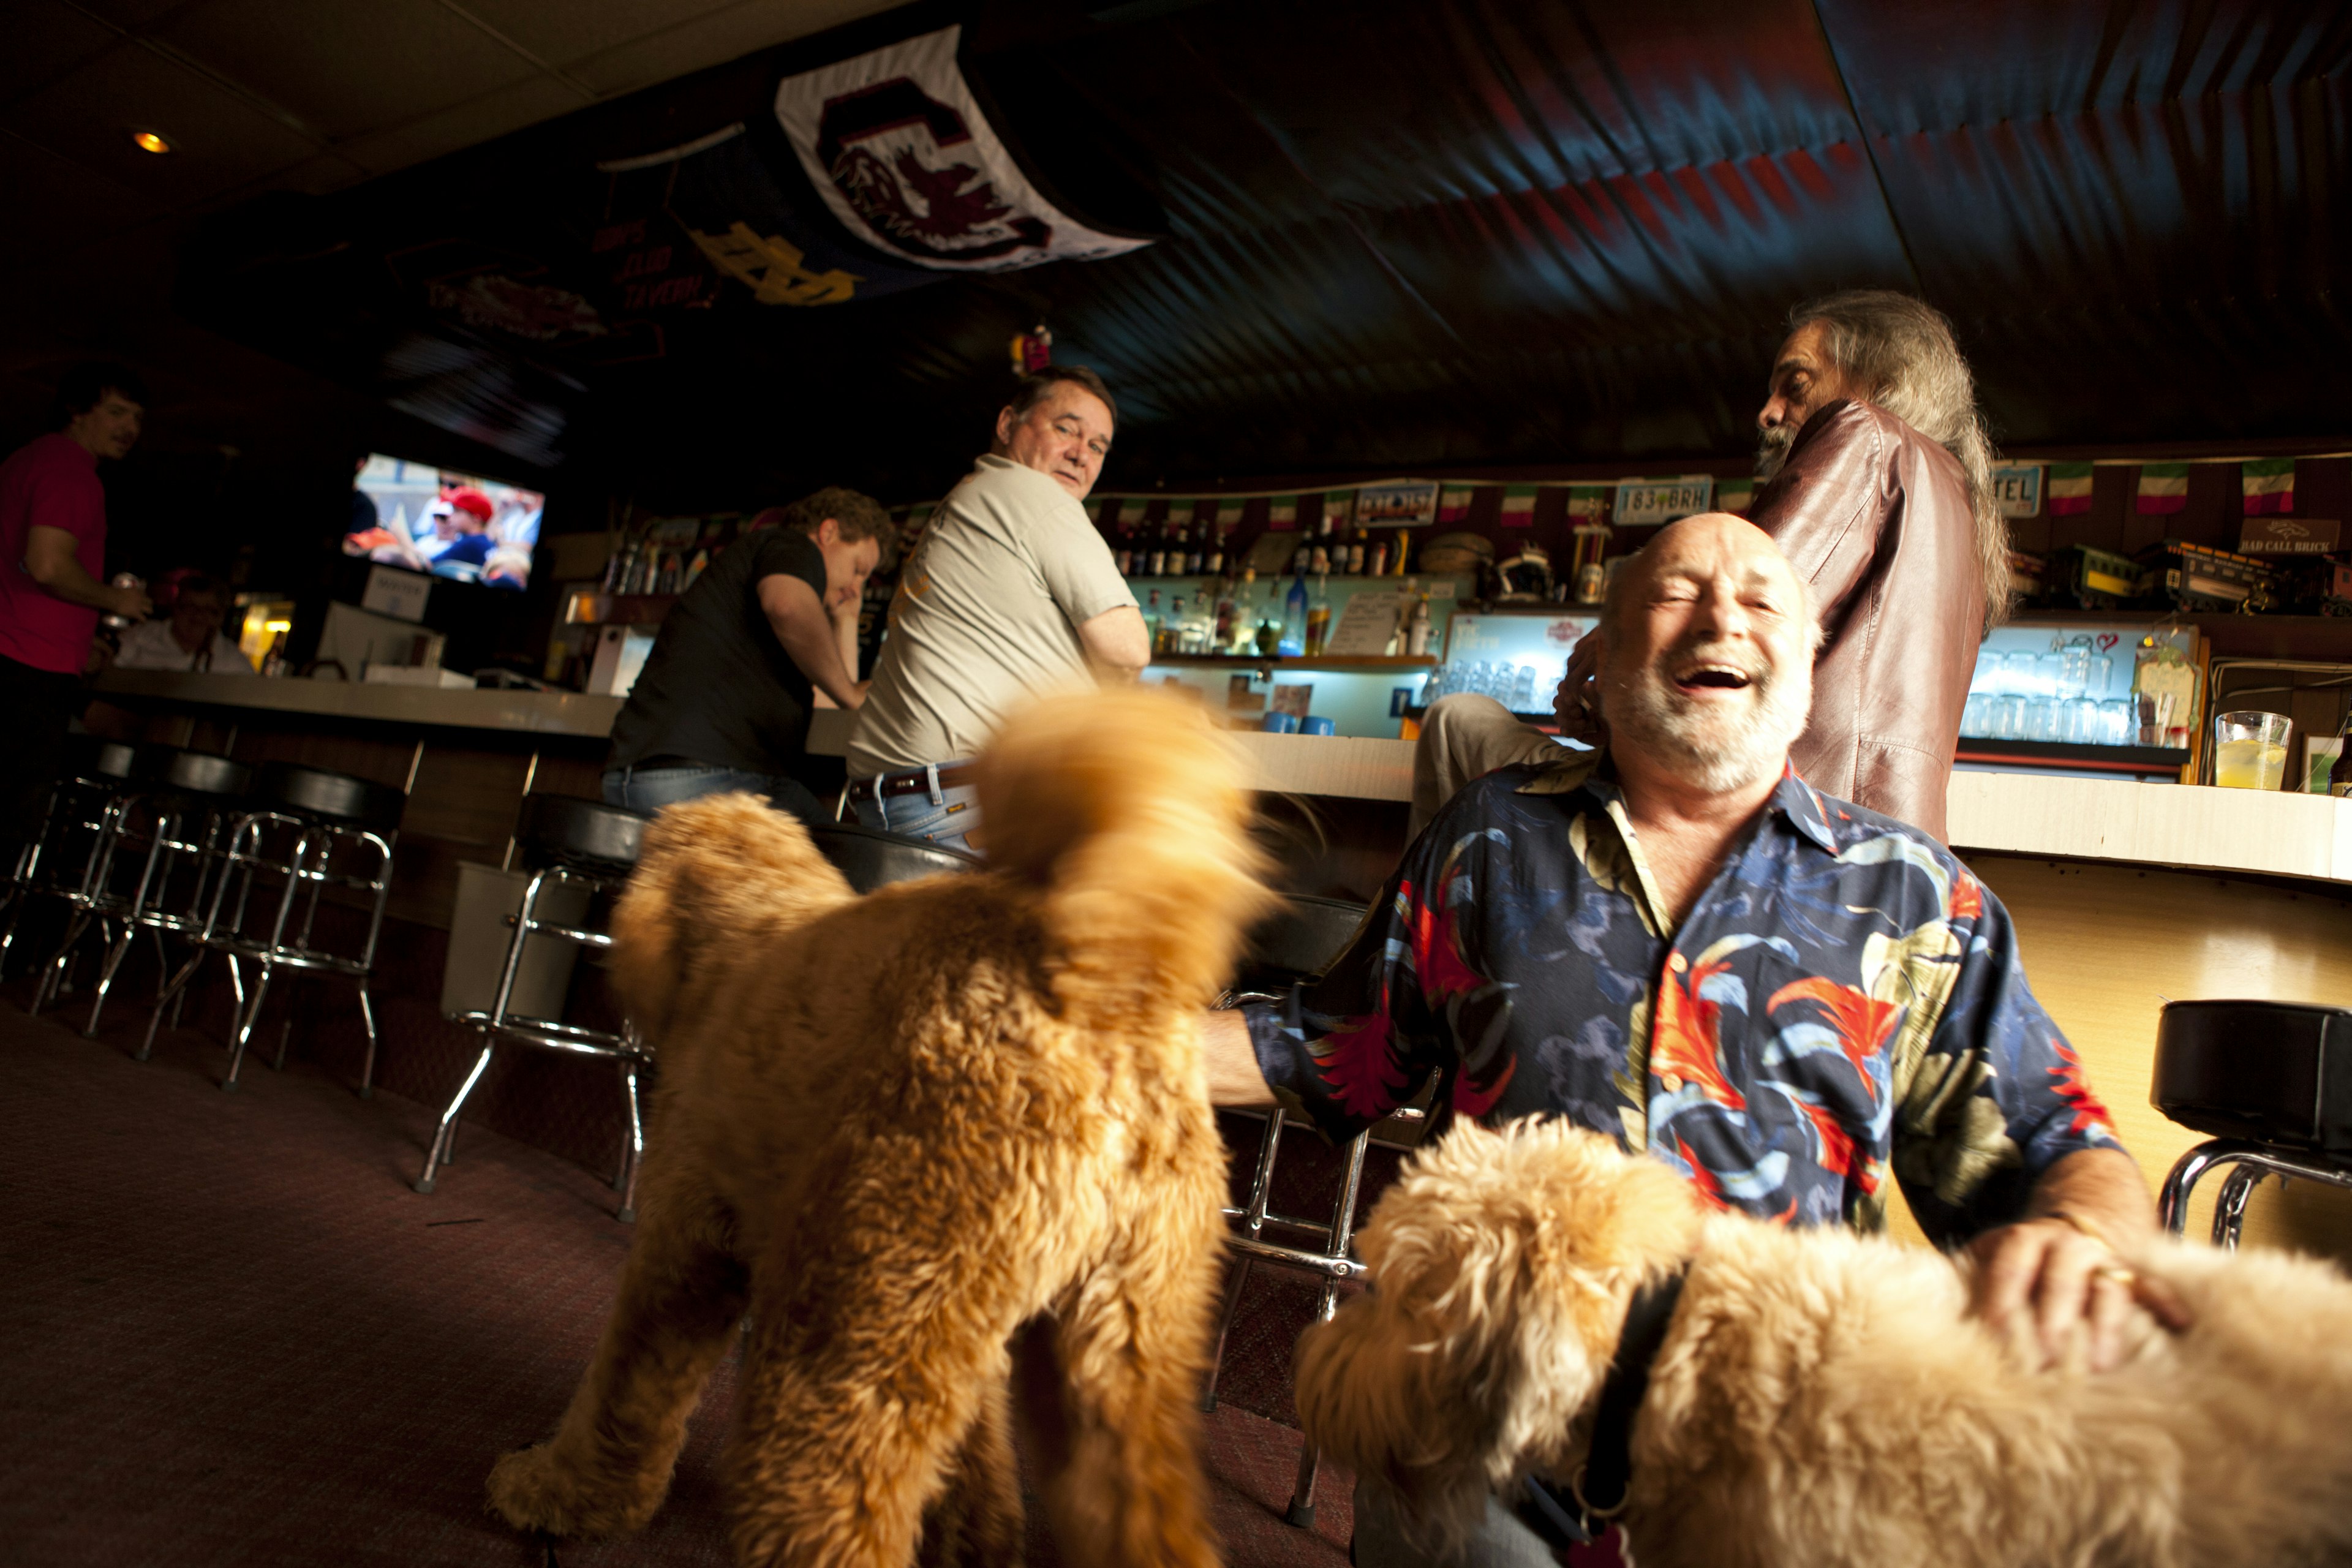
left=486, top=1443, right=662, bottom=1539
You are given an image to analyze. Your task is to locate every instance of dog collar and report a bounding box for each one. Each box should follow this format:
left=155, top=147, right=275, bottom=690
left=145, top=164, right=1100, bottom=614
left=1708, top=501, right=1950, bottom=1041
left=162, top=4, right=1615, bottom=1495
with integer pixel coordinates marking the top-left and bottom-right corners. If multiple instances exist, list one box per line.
left=1515, top=1265, right=1690, bottom=1547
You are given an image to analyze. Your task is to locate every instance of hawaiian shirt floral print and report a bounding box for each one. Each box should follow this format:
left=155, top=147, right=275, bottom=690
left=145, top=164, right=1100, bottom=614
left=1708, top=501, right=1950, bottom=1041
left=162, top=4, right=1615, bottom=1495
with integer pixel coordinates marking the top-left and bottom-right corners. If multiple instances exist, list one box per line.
left=1242, top=755, right=2124, bottom=1245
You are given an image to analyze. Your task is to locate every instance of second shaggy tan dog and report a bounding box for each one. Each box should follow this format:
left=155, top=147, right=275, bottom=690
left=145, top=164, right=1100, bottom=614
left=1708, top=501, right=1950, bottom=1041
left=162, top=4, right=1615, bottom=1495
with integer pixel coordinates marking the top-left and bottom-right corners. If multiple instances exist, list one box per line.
left=1297, top=1118, right=2352, bottom=1568
left=485, top=689, right=1271, bottom=1567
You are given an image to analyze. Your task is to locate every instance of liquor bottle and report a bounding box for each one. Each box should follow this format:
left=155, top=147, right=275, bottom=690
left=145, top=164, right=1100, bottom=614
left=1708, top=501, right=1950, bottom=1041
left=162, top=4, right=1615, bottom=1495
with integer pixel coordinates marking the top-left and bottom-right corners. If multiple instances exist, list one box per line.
left=1213, top=579, right=1237, bottom=650
left=1368, top=539, right=1389, bottom=578
left=2331, top=709, right=2352, bottom=797
left=1256, top=583, right=1282, bottom=655
left=1280, top=573, right=1308, bottom=657
left=1115, top=548, right=1133, bottom=576
left=1147, top=531, right=1166, bottom=577
left=1143, top=589, right=1162, bottom=651
left=1159, top=594, right=1185, bottom=656
left=1310, top=541, right=1331, bottom=575
left=1405, top=593, right=1432, bottom=657
left=1205, top=529, right=1225, bottom=577
left=1346, top=532, right=1366, bottom=576
left=1305, top=575, right=1332, bottom=656
left=1186, top=527, right=1205, bottom=576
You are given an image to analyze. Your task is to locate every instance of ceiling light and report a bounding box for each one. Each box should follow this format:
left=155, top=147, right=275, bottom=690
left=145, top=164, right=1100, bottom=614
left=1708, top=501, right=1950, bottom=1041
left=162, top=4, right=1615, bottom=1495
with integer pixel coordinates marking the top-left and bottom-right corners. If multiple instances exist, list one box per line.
left=131, top=130, right=172, bottom=154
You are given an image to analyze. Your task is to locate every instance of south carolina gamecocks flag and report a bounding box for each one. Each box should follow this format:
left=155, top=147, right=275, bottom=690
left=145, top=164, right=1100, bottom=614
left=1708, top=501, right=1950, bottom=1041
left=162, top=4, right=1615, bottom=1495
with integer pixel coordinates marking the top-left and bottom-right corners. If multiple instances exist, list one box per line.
left=774, top=26, right=1151, bottom=273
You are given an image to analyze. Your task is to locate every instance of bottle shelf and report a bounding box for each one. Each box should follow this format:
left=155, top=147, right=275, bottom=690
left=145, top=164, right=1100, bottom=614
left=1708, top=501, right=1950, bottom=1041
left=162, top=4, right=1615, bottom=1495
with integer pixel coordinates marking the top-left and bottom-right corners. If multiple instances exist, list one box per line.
left=1148, top=655, right=1438, bottom=671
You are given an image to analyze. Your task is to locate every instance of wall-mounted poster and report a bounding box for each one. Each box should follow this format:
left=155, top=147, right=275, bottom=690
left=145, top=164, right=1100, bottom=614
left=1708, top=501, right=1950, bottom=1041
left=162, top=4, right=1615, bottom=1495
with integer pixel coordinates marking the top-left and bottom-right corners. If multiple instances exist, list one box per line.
left=1991, top=463, right=2045, bottom=518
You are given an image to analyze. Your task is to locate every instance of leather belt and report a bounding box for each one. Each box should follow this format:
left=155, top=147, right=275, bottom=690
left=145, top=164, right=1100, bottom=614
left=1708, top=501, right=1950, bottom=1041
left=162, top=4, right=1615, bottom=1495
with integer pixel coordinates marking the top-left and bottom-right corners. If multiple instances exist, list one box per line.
left=846, top=763, right=978, bottom=804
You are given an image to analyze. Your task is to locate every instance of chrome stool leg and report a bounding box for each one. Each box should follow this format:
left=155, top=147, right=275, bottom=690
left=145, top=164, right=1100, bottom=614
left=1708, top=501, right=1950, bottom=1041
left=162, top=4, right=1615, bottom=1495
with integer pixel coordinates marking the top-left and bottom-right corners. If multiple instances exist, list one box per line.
left=415, top=1038, right=497, bottom=1194
left=616, top=1058, right=645, bottom=1223
left=1285, top=1130, right=1370, bottom=1529
left=2211, top=1164, right=2266, bottom=1251
left=1203, top=1107, right=1286, bottom=1413
left=354, top=979, right=379, bottom=1099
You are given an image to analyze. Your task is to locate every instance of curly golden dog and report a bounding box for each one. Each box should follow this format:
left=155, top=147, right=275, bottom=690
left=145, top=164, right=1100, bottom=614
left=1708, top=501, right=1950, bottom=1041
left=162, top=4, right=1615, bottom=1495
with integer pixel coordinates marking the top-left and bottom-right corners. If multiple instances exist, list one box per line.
left=1297, top=1118, right=2352, bottom=1568
left=485, top=690, right=1270, bottom=1567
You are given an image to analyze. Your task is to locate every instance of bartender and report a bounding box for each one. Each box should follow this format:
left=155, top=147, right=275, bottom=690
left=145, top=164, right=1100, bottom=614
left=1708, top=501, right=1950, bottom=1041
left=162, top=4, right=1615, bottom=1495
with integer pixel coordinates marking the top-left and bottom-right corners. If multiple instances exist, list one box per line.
left=0, top=361, right=153, bottom=870
left=114, top=574, right=254, bottom=673
left=601, top=487, right=891, bottom=821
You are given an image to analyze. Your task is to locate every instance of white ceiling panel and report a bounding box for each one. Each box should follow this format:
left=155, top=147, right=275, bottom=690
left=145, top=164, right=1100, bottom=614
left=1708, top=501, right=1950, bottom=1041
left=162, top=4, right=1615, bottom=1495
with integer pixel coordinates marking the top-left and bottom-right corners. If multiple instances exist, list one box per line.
left=448, top=0, right=739, bottom=68
left=333, top=70, right=582, bottom=179
left=2, top=40, right=322, bottom=206
left=2, top=1, right=123, bottom=102
left=568, top=0, right=910, bottom=97
left=160, top=0, right=554, bottom=142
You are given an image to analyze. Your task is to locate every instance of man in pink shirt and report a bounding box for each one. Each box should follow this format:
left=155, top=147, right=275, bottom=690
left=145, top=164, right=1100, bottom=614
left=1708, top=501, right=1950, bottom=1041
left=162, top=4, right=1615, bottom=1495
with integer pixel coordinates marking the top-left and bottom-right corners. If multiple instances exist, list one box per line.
left=1, top=362, right=154, bottom=866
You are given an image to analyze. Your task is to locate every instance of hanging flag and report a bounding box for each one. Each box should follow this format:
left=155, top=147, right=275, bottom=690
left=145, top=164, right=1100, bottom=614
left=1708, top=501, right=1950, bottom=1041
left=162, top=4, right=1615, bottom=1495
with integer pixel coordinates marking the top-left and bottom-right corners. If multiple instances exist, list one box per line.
left=2046, top=462, right=2095, bottom=516
left=774, top=26, right=1151, bottom=273
left=1989, top=464, right=2045, bottom=518
left=1500, top=484, right=1540, bottom=527
left=2136, top=462, right=2190, bottom=514
left=1267, top=496, right=1299, bottom=531
left=1564, top=484, right=1609, bottom=520
left=1715, top=479, right=1755, bottom=517
left=2242, top=458, right=2296, bottom=515
left=1163, top=497, right=1192, bottom=526
left=1437, top=484, right=1475, bottom=524
left=1216, top=498, right=1244, bottom=527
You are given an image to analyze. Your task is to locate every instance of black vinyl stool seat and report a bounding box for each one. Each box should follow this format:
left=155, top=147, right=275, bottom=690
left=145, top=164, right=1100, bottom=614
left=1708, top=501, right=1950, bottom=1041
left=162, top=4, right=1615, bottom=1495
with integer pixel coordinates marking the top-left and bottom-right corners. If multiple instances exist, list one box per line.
left=66, top=746, right=254, bottom=1042
left=418, top=794, right=656, bottom=1221
left=146, top=760, right=405, bottom=1095
left=1204, top=892, right=1427, bottom=1530
left=807, top=820, right=981, bottom=893
left=2155, top=1000, right=2352, bottom=1248
left=1, top=737, right=143, bottom=978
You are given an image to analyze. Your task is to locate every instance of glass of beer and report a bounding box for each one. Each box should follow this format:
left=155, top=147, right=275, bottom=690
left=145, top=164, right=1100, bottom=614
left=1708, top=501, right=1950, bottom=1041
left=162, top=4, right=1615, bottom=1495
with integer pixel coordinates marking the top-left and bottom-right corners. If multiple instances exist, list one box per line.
left=2212, top=710, right=2292, bottom=790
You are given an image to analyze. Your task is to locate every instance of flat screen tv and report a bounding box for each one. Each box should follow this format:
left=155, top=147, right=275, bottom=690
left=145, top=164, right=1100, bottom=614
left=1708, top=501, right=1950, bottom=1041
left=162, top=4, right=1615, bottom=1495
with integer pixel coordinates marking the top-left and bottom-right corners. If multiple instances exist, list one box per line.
left=343, top=453, right=541, bottom=592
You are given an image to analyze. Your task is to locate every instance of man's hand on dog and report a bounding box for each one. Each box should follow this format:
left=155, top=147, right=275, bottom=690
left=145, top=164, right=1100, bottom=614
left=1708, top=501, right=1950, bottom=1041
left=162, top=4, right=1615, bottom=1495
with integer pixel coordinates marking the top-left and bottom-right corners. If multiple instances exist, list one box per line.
left=1966, top=1151, right=2195, bottom=1372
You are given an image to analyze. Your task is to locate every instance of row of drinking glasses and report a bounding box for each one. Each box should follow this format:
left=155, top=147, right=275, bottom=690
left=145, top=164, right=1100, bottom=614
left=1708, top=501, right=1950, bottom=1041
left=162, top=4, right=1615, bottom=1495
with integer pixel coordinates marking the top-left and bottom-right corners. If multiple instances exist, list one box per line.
left=1970, top=646, right=2119, bottom=701
left=1962, top=692, right=2137, bottom=745
left=1421, top=660, right=1544, bottom=712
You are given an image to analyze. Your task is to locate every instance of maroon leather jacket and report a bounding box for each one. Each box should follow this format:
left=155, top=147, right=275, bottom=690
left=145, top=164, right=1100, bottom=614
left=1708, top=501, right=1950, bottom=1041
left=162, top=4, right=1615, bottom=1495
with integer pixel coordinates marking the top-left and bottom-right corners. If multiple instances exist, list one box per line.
left=1749, top=399, right=1983, bottom=841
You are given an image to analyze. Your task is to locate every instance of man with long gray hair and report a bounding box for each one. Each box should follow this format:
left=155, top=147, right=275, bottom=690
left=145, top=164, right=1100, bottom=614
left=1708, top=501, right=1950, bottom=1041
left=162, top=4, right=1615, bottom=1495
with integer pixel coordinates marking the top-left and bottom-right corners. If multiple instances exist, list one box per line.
left=1423, top=290, right=1996, bottom=842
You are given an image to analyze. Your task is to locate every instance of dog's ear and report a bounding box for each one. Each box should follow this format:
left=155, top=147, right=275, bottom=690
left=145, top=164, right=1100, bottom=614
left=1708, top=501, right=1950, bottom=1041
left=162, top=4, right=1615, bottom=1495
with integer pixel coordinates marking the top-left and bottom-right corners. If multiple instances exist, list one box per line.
left=1295, top=1120, right=1702, bottom=1546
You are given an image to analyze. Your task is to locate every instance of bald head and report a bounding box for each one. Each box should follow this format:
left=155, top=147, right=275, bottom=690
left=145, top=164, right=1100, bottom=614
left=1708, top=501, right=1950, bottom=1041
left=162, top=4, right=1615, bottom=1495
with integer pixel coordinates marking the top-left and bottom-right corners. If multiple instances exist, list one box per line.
left=1596, top=513, right=1817, bottom=796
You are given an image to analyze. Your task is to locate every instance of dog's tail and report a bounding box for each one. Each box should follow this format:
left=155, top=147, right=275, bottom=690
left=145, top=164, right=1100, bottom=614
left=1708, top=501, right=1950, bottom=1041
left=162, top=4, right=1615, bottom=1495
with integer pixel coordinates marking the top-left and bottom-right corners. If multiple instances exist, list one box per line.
left=976, top=687, right=1273, bottom=1014
left=607, top=792, right=853, bottom=1047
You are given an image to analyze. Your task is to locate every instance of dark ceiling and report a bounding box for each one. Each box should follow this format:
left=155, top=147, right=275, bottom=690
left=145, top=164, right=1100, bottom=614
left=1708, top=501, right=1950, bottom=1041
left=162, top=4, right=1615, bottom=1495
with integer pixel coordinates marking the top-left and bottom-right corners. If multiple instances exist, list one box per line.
left=177, top=0, right=2352, bottom=509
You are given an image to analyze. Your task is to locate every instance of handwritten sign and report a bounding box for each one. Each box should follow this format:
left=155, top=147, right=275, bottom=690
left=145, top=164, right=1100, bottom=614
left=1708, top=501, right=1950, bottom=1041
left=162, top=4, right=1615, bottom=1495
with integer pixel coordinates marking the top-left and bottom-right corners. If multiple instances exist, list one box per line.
left=1325, top=592, right=1403, bottom=657
left=1611, top=475, right=1713, bottom=527
left=1991, top=464, right=2045, bottom=518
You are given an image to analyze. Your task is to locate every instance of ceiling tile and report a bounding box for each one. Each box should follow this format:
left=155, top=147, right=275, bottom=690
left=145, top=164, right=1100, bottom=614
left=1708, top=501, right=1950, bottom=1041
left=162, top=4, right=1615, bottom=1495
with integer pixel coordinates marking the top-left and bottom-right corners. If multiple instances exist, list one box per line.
left=1, top=2, right=126, bottom=104
left=333, top=71, right=582, bottom=178
left=568, top=0, right=912, bottom=97
left=449, top=0, right=733, bottom=70
left=0, top=133, right=154, bottom=270
left=1, top=41, right=322, bottom=206
left=160, top=0, right=553, bottom=142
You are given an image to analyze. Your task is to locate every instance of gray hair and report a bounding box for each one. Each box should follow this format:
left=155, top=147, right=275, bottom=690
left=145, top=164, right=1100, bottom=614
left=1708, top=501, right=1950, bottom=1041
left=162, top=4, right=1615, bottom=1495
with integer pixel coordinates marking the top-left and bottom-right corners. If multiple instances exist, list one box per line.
left=1787, top=291, right=2011, bottom=628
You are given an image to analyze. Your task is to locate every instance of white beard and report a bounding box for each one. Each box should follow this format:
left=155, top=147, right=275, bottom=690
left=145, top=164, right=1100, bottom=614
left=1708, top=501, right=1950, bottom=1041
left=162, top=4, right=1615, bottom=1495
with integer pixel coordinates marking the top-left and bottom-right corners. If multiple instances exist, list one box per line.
left=1603, top=643, right=1812, bottom=794
left=1754, top=423, right=1795, bottom=483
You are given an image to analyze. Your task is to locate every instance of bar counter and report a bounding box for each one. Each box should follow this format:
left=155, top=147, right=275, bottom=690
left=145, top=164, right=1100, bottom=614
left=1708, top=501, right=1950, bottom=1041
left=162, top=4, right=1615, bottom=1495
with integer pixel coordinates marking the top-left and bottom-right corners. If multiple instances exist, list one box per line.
left=93, top=670, right=2352, bottom=1260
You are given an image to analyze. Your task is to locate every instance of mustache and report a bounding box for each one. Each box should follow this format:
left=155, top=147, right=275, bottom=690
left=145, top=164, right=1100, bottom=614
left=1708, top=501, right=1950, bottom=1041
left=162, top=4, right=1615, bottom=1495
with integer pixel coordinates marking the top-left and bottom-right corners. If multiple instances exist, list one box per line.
left=1754, top=423, right=1795, bottom=482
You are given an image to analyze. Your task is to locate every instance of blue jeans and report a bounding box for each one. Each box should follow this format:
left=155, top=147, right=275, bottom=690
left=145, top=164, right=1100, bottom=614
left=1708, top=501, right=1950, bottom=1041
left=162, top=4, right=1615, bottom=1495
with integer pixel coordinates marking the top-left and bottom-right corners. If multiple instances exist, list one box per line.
left=601, top=762, right=828, bottom=824
left=850, top=760, right=981, bottom=854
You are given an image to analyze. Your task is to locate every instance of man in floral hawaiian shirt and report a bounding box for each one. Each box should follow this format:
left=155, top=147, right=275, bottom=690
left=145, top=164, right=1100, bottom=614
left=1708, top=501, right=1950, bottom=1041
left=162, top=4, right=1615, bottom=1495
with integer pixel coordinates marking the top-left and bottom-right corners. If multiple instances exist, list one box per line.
left=1202, top=513, right=2179, bottom=1567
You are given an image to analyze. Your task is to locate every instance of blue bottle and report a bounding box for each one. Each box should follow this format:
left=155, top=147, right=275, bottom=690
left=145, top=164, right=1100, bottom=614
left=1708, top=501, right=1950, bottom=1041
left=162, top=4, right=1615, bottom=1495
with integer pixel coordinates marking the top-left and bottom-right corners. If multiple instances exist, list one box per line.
left=1278, top=572, right=1308, bottom=657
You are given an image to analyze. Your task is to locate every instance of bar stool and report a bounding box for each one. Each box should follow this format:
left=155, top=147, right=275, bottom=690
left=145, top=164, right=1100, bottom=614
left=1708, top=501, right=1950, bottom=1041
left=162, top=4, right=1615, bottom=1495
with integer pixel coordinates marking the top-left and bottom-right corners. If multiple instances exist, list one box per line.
left=2154, top=999, right=2352, bottom=1247
left=78, top=748, right=253, bottom=1044
left=145, top=761, right=405, bottom=1093
left=1, top=737, right=140, bottom=983
left=416, top=794, right=654, bottom=1218
left=807, top=819, right=982, bottom=891
left=1200, top=894, right=1431, bottom=1529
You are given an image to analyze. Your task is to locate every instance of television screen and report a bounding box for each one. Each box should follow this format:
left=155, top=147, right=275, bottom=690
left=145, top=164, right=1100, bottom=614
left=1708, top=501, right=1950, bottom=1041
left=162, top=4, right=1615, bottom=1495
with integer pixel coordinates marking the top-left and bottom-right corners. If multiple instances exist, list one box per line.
left=344, top=454, right=541, bottom=591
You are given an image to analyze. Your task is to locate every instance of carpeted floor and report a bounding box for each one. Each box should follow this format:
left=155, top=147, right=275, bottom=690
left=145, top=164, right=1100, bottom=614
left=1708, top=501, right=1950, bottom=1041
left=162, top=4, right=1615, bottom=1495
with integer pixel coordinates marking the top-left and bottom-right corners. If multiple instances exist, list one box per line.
left=0, top=994, right=1359, bottom=1567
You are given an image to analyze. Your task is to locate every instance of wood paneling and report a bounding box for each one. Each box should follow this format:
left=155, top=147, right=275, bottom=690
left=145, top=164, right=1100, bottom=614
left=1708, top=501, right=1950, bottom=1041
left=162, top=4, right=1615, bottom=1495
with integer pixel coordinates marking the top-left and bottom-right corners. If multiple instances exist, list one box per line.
left=1934, top=854, right=2352, bottom=1263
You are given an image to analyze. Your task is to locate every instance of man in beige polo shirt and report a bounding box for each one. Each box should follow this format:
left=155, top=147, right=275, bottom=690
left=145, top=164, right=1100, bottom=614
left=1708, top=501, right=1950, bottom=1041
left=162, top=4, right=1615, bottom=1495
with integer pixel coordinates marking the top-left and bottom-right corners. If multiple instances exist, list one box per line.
left=848, top=366, right=1148, bottom=852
